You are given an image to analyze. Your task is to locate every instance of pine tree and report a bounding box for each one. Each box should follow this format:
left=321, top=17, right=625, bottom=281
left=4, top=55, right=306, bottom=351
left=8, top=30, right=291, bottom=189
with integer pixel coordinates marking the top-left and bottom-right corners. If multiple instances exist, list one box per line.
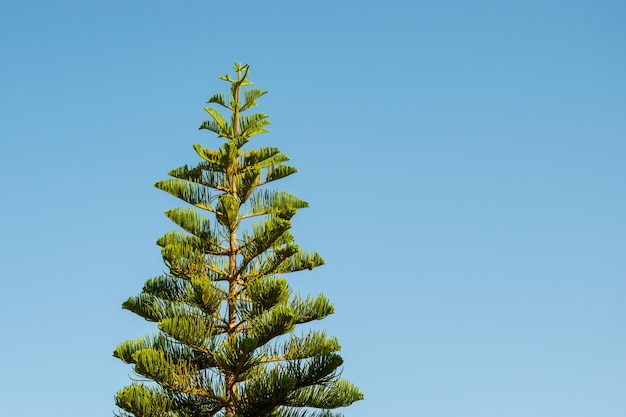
left=114, top=63, right=363, bottom=417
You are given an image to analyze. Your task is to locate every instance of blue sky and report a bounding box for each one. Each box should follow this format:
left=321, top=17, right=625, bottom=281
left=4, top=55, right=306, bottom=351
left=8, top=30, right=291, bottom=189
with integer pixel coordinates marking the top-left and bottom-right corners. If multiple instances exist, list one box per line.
left=1, top=1, right=625, bottom=416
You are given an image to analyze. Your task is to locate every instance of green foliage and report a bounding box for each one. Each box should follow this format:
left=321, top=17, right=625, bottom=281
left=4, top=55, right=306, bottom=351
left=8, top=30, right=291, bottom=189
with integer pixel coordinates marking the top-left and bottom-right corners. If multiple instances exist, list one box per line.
left=115, top=63, right=362, bottom=417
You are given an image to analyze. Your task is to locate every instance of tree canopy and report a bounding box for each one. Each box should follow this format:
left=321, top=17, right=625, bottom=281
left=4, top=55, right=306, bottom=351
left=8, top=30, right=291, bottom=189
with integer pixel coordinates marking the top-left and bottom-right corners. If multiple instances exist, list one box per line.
left=114, top=63, right=363, bottom=417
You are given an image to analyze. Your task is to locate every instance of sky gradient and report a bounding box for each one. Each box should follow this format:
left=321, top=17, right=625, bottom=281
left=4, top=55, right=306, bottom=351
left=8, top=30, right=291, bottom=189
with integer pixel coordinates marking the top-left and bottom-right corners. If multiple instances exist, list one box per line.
left=1, top=1, right=625, bottom=416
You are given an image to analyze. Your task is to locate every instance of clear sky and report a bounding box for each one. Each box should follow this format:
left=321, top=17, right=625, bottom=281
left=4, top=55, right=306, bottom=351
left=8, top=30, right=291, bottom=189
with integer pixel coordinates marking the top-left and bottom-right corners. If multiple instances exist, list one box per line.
left=1, top=1, right=625, bottom=416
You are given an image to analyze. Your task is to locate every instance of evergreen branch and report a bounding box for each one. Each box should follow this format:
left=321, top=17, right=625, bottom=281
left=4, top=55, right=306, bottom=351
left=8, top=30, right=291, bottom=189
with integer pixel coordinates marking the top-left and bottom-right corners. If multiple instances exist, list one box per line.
left=142, top=275, right=191, bottom=303
left=239, top=146, right=287, bottom=170
left=257, top=331, right=341, bottom=364
left=122, top=293, right=207, bottom=323
left=213, top=336, right=259, bottom=378
left=274, top=251, right=325, bottom=274
left=131, top=349, right=225, bottom=401
left=235, top=165, right=262, bottom=204
left=115, top=382, right=172, bottom=417
left=155, top=178, right=217, bottom=212
left=209, top=314, right=229, bottom=328
left=237, top=218, right=293, bottom=275
left=283, top=380, right=364, bottom=409
left=168, top=162, right=229, bottom=192
left=291, top=294, right=334, bottom=323
left=256, top=244, right=299, bottom=277
left=168, top=391, right=228, bottom=417
left=157, top=315, right=217, bottom=353
left=274, top=407, right=342, bottom=417
left=202, top=107, right=231, bottom=138
left=207, top=92, right=232, bottom=110
left=164, top=208, right=226, bottom=252
left=286, top=354, right=344, bottom=389
left=233, top=367, right=295, bottom=416
left=234, top=354, right=345, bottom=415
left=202, top=262, right=229, bottom=279
left=247, top=304, right=298, bottom=347
left=198, top=119, right=229, bottom=138
left=215, top=193, right=241, bottom=229
left=238, top=112, right=271, bottom=138
left=240, top=88, right=267, bottom=111
left=241, top=189, right=309, bottom=220
left=260, top=164, right=298, bottom=185
left=192, top=144, right=222, bottom=165
left=158, top=231, right=219, bottom=279
left=241, top=276, right=290, bottom=320
left=114, top=333, right=195, bottom=365
left=190, top=277, right=225, bottom=314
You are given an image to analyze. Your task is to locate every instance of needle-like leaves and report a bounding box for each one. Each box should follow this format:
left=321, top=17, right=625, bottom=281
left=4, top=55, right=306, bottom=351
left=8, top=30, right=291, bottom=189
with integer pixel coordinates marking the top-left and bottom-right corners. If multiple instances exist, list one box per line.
left=115, top=63, right=362, bottom=417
